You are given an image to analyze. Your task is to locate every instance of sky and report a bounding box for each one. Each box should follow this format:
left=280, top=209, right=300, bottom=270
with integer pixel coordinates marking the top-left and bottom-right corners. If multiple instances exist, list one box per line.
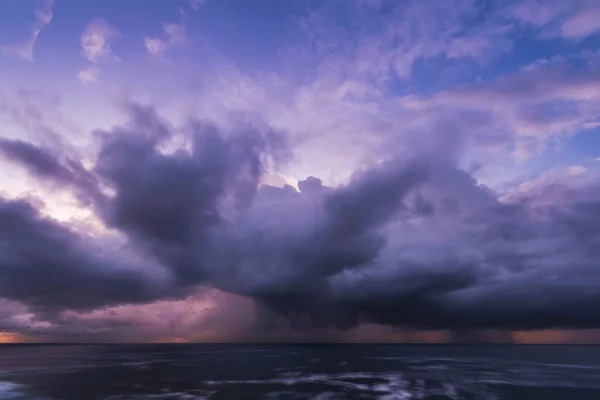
left=1, top=0, right=600, bottom=344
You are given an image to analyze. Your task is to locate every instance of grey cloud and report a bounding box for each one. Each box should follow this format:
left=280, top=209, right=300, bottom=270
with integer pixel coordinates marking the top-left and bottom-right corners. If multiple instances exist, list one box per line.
left=0, top=138, right=101, bottom=206
left=95, top=104, right=289, bottom=285
left=0, top=102, right=287, bottom=315
left=0, top=198, right=177, bottom=313
left=0, top=139, right=67, bottom=178
left=221, top=162, right=600, bottom=331
left=2, top=102, right=600, bottom=337
left=411, top=193, right=435, bottom=216
left=298, top=176, right=325, bottom=195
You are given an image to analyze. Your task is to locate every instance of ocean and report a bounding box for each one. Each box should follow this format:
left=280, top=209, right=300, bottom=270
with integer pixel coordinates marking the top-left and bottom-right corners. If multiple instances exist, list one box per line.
left=0, top=344, right=599, bottom=399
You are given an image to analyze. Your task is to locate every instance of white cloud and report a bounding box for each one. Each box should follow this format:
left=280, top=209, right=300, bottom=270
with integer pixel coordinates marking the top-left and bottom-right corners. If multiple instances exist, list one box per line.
left=1, top=0, right=54, bottom=61
left=506, top=0, right=600, bottom=40
left=560, top=7, right=600, bottom=38
left=145, top=24, right=187, bottom=56
left=568, top=165, right=587, bottom=175
left=145, top=38, right=168, bottom=55
left=76, top=66, right=100, bottom=85
left=80, top=19, right=119, bottom=63
left=397, top=61, right=600, bottom=164
left=77, top=20, right=118, bottom=85
left=290, top=0, right=600, bottom=90
left=289, top=0, right=517, bottom=86
left=499, top=164, right=599, bottom=208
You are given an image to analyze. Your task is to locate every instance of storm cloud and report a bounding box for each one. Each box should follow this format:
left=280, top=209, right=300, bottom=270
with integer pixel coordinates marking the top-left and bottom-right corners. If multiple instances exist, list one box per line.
left=0, top=197, right=175, bottom=312
left=2, top=102, right=600, bottom=338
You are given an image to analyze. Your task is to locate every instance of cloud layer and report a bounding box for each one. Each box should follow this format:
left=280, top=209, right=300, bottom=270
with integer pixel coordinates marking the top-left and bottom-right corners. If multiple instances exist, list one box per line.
left=1, top=100, right=600, bottom=341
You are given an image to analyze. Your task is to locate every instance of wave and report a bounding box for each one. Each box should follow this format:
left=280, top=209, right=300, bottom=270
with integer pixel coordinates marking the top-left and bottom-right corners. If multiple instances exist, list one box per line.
left=103, top=391, right=213, bottom=400
left=3, top=351, right=600, bottom=399
left=0, top=381, right=24, bottom=400
left=0, top=381, right=53, bottom=400
left=202, top=361, right=600, bottom=399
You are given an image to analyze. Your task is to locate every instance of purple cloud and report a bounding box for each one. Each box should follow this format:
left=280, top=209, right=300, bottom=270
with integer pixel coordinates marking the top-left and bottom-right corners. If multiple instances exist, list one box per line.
left=1, top=101, right=600, bottom=340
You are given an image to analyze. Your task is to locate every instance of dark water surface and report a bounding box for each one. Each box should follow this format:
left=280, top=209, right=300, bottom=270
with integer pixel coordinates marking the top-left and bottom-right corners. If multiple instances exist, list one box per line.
left=1, top=344, right=600, bottom=399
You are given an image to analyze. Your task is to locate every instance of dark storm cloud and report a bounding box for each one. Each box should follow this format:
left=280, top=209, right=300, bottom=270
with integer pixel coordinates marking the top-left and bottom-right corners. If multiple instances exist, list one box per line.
left=214, top=161, right=600, bottom=331
left=0, top=139, right=66, bottom=177
left=0, top=138, right=102, bottom=206
left=3, top=101, right=600, bottom=334
left=0, top=102, right=290, bottom=315
left=213, top=159, right=430, bottom=329
left=94, top=103, right=289, bottom=284
left=0, top=197, right=176, bottom=312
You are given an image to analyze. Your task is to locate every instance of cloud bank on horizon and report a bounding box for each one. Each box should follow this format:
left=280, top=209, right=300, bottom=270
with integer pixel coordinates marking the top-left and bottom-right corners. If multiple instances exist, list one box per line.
left=1, top=0, right=600, bottom=343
